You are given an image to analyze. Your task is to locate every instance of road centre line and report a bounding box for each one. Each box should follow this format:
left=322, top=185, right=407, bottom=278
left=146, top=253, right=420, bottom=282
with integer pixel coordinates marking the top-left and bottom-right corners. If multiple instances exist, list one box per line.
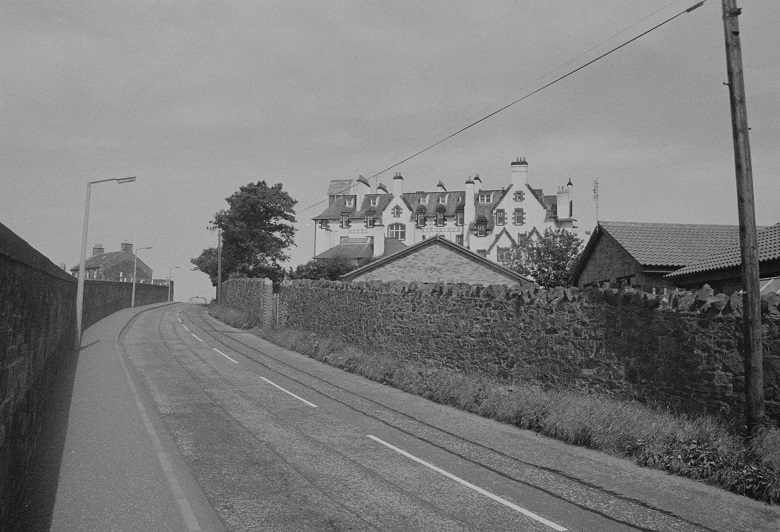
left=366, top=435, right=567, bottom=531
left=192, top=334, right=203, bottom=342
left=213, top=348, right=239, bottom=364
left=259, top=376, right=318, bottom=408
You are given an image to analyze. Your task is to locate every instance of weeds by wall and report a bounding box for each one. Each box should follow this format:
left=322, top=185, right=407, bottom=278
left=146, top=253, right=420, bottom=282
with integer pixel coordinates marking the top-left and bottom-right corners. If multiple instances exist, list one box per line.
left=278, top=279, right=780, bottom=426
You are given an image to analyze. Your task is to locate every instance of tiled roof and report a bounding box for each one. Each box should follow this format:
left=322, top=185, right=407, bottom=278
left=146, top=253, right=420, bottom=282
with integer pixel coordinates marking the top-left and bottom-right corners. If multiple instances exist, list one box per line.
left=314, top=239, right=373, bottom=260
left=668, top=223, right=780, bottom=277
left=70, top=251, right=132, bottom=271
left=354, top=194, right=394, bottom=217
left=402, top=190, right=466, bottom=217
left=383, top=238, right=407, bottom=257
left=601, top=221, right=744, bottom=267
left=313, top=196, right=356, bottom=220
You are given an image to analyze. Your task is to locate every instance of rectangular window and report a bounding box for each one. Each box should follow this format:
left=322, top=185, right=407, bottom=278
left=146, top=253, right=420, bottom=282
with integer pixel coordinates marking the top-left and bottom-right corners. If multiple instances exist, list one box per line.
left=478, top=193, right=491, bottom=203
left=341, top=215, right=350, bottom=229
left=435, top=212, right=445, bottom=227
left=370, top=197, right=378, bottom=206
left=319, top=219, right=329, bottom=229
left=416, top=214, right=426, bottom=228
left=476, top=223, right=487, bottom=237
left=456, top=234, right=464, bottom=246
left=513, top=208, right=525, bottom=226
left=388, top=223, right=406, bottom=240
left=513, top=191, right=525, bottom=202
left=497, top=247, right=510, bottom=263
left=345, top=197, right=355, bottom=207
left=455, top=211, right=464, bottom=226
left=495, top=209, right=505, bottom=226
left=365, top=217, right=375, bottom=228
left=477, top=250, right=487, bottom=257
left=392, top=205, right=402, bottom=218
left=438, top=196, right=446, bottom=204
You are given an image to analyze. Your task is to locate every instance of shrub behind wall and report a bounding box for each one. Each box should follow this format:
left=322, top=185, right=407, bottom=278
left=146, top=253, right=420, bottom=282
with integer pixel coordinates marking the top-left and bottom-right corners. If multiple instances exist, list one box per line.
left=278, top=279, right=780, bottom=425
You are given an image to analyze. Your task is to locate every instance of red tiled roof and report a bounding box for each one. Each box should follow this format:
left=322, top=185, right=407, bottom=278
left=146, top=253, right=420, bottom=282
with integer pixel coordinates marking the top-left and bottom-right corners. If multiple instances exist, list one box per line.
left=601, top=221, right=744, bottom=267
left=668, top=223, right=780, bottom=277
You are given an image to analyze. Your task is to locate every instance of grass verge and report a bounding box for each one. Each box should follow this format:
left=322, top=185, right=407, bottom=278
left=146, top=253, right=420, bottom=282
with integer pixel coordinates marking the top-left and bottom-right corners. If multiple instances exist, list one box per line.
left=208, top=304, right=780, bottom=504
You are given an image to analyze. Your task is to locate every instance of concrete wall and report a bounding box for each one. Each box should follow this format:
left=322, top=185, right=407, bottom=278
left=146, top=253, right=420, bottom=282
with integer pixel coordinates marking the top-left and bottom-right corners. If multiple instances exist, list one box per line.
left=220, top=278, right=274, bottom=328
left=0, top=222, right=169, bottom=525
left=278, top=279, right=780, bottom=425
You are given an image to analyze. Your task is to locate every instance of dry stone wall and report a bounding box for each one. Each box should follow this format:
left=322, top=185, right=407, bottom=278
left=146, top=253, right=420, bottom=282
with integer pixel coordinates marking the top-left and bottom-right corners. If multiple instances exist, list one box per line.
left=220, top=278, right=274, bottom=328
left=278, top=279, right=780, bottom=425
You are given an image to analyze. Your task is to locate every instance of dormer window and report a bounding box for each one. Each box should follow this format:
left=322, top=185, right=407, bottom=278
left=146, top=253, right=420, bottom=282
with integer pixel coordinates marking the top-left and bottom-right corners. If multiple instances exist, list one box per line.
left=455, top=211, right=464, bottom=226
left=435, top=211, right=445, bottom=227
left=365, top=216, right=375, bottom=228
left=478, top=193, right=492, bottom=203
left=370, top=197, right=379, bottom=207
left=345, top=197, right=355, bottom=207
left=438, top=195, right=447, bottom=204
left=513, top=191, right=525, bottom=202
left=419, top=195, right=428, bottom=205
left=475, top=217, right=488, bottom=237
left=392, top=205, right=402, bottom=218
left=416, top=213, right=426, bottom=228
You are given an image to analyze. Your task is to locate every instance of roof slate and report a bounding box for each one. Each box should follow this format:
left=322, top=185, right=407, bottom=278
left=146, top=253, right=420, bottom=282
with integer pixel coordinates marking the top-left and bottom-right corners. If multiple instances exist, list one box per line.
left=601, top=221, right=745, bottom=267
left=668, top=223, right=780, bottom=277
left=314, top=240, right=373, bottom=260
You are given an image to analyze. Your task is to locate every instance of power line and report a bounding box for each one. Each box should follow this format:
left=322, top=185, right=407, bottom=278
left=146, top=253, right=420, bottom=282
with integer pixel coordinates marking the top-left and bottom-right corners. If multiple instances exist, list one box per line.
left=297, top=0, right=706, bottom=216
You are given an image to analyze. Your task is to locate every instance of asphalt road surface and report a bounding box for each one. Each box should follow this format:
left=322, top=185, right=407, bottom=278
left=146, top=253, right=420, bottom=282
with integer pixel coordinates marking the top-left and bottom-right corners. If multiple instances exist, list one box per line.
left=117, top=303, right=780, bottom=531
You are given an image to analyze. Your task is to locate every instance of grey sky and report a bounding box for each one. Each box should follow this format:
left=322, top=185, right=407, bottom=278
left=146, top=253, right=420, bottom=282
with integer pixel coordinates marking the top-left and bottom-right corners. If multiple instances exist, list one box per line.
left=2, top=1, right=778, bottom=300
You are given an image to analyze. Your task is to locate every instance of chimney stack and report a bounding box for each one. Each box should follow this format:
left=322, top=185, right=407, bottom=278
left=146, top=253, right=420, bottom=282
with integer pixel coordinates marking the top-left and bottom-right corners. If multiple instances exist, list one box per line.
left=121, top=241, right=133, bottom=254
left=437, top=180, right=446, bottom=192
left=463, top=178, right=476, bottom=248
left=356, top=175, right=371, bottom=209
left=93, top=243, right=105, bottom=256
left=392, top=172, right=404, bottom=196
left=377, top=183, right=388, bottom=194
left=511, top=157, right=529, bottom=189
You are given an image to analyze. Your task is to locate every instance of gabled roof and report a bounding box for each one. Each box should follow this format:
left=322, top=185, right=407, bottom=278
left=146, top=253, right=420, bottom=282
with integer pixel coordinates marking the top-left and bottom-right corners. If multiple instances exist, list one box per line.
left=569, top=221, right=749, bottom=285
left=340, top=234, right=532, bottom=284
left=598, top=221, right=744, bottom=267
left=667, top=223, right=780, bottom=278
left=487, top=227, right=517, bottom=254
left=70, top=251, right=148, bottom=272
left=314, top=238, right=373, bottom=260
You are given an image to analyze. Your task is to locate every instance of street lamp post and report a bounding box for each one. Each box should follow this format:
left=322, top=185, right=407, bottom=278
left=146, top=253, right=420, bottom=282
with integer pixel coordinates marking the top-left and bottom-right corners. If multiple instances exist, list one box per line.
left=131, top=246, right=152, bottom=308
left=76, top=176, right=136, bottom=344
left=168, top=266, right=180, bottom=302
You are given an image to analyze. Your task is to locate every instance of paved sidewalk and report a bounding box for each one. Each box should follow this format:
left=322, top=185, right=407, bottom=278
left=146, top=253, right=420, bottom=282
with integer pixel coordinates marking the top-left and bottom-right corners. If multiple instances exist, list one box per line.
left=10, top=304, right=224, bottom=532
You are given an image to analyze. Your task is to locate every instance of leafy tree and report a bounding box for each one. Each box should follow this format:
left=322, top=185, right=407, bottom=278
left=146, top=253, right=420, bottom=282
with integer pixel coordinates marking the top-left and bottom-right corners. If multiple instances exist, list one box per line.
left=191, top=181, right=296, bottom=286
left=506, top=227, right=583, bottom=288
left=289, top=256, right=357, bottom=281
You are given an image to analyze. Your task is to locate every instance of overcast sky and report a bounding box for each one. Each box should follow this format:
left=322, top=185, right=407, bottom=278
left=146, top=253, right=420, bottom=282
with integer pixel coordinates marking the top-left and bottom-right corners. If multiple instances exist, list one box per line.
left=2, top=1, right=778, bottom=301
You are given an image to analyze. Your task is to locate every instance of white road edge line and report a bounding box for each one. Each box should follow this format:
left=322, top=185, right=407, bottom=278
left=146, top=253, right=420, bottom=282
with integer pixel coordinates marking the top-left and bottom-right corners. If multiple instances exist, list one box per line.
left=213, top=348, right=239, bottom=364
left=191, top=334, right=203, bottom=342
left=181, top=324, right=189, bottom=331
left=259, top=376, right=318, bottom=408
left=366, top=435, right=567, bottom=532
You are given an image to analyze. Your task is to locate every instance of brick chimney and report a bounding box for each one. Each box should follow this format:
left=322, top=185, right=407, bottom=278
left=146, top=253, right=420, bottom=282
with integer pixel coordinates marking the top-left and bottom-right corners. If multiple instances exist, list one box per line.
left=92, top=243, right=105, bottom=256
left=120, top=241, right=133, bottom=254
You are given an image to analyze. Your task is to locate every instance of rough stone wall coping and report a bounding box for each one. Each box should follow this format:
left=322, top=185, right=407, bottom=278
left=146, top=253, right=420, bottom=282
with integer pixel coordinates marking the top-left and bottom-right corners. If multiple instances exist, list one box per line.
left=283, top=278, right=780, bottom=318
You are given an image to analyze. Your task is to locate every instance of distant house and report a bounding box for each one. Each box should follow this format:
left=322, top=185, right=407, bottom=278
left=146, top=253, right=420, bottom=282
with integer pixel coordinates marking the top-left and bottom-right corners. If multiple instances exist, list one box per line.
left=313, top=158, right=575, bottom=268
left=70, top=242, right=152, bottom=283
left=666, top=223, right=780, bottom=293
left=340, top=234, right=533, bottom=286
left=569, top=222, right=747, bottom=293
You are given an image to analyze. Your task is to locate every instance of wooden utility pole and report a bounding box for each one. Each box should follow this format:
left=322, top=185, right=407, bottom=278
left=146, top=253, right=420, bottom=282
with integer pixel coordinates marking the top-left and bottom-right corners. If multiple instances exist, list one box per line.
left=217, top=228, right=222, bottom=305
left=721, top=0, right=764, bottom=434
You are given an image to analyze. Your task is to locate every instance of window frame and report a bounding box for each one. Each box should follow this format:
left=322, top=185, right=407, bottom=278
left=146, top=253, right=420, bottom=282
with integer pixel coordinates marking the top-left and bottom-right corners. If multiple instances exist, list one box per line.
left=513, top=190, right=525, bottom=202
left=495, top=209, right=506, bottom=226
left=478, top=193, right=492, bottom=203
left=391, top=205, right=402, bottom=218
left=513, top=208, right=525, bottom=226
left=387, top=223, right=406, bottom=240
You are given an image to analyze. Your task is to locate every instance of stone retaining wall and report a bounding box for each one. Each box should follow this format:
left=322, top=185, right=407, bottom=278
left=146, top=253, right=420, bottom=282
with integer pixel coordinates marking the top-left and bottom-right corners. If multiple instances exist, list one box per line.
left=278, top=279, right=780, bottom=425
left=220, top=278, right=274, bottom=328
left=0, top=222, right=170, bottom=525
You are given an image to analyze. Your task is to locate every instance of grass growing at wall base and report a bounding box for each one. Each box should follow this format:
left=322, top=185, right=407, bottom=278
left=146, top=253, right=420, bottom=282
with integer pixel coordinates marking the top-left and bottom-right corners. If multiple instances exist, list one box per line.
left=208, top=304, right=780, bottom=504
